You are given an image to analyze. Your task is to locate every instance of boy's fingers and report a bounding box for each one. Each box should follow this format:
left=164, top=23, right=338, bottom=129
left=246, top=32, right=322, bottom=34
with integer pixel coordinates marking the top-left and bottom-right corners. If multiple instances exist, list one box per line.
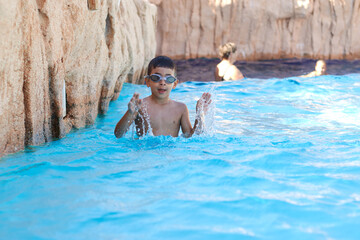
left=202, top=92, right=211, bottom=100
left=202, top=93, right=211, bottom=102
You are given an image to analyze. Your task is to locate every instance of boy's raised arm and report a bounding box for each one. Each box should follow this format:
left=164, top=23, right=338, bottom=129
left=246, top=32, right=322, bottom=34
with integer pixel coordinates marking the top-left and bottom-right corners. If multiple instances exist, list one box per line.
left=193, top=92, right=212, bottom=135
left=114, top=93, right=141, bottom=138
left=181, top=92, right=212, bottom=137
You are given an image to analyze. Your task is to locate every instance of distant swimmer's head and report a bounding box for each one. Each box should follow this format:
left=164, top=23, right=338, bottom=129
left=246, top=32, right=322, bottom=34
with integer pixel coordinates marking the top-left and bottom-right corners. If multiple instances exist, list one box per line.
left=219, top=42, right=237, bottom=60
left=315, top=60, right=327, bottom=75
left=147, top=55, right=177, bottom=76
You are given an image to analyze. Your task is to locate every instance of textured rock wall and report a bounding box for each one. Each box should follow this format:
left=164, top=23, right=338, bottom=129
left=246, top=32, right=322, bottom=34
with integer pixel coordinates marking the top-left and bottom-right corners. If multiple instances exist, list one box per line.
left=151, top=0, right=360, bottom=60
left=0, top=0, right=157, bottom=157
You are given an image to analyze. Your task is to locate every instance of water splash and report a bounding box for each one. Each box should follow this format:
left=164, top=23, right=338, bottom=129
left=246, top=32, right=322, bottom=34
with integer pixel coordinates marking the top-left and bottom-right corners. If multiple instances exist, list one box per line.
left=140, top=101, right=154, bottom=137
left=197, top=84, right=217, bottom=136
left=129, top=100, right=153, bottom=138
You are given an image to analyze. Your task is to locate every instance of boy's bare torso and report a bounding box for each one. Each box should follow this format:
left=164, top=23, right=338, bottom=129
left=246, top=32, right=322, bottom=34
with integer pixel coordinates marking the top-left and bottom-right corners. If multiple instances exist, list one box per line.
left=136, top=96, right=187, bottom=137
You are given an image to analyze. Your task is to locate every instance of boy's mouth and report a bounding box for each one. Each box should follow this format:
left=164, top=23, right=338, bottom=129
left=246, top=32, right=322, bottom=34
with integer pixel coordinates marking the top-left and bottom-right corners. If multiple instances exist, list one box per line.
left=158, top=88, right=167, bottom=94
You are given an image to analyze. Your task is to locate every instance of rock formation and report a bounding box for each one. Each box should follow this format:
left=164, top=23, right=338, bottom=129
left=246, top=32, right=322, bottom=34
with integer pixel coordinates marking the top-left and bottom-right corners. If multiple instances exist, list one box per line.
left=151, top=0, right=360, bottom=60
left=0, top=0, right=157, bottom=157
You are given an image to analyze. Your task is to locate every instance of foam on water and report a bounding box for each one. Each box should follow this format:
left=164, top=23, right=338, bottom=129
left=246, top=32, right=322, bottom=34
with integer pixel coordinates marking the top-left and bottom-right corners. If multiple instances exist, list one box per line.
left=1, top=74, right=360, bottom=240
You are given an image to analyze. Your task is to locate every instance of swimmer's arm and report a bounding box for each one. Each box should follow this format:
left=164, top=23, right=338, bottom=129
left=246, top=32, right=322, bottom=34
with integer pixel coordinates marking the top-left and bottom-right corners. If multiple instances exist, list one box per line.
left=180, top=93, right=212, bottom=137
left=214, top=66, right=222, bottom=81
left=299, top=71, right=315, bottom=78
left=114, top=110, right=138, bottom=138
left=180, top=104, right=194, bottom=138
left=114, top=93, right=141, bottom=138
left=179, top=104, right=203, bottom=138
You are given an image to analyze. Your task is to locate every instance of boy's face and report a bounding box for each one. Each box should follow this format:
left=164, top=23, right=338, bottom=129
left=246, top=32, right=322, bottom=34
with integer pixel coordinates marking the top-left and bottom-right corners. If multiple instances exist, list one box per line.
left=145, top=67, right=178, bottom=100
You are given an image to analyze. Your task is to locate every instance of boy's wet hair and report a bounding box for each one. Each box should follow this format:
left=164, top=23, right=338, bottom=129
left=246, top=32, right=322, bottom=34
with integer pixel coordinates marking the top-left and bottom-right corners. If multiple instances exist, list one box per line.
left=147, top=56, right=177, bottom=76
left=219, top=42, right=237, bottom=59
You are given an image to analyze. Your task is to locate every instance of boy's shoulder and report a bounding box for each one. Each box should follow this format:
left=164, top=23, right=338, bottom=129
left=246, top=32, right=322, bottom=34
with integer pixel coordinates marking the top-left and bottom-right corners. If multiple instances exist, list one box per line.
left=171, top=99, right=188, bottom=110
left=142, top=96, right=151, bottom=101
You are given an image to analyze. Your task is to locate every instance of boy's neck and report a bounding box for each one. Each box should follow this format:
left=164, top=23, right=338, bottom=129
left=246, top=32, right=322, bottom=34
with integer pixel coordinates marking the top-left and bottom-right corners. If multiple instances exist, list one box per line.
left=150, top=94, right=171, bottom=105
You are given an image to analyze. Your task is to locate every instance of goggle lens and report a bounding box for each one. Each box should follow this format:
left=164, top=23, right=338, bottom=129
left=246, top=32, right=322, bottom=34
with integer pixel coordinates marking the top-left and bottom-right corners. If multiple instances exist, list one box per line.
left=146, top=74, right=177, bottom=83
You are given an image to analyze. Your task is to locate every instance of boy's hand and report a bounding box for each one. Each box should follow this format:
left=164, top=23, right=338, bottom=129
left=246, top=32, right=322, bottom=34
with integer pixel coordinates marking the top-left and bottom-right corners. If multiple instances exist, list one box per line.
left=128, top=93, right=142, bottom=115
left=196, top=92, right=212, bottom=115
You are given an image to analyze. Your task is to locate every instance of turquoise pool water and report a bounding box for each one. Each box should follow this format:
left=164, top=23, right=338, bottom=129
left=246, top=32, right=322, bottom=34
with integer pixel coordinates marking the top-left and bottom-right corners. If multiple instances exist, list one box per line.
left=1, top=75, right=360, bottom=239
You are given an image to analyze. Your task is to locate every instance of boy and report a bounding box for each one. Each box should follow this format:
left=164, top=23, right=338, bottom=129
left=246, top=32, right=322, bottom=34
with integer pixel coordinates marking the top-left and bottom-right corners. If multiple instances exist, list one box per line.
left=300, top=60, right=327, bottom=77
left=114, top=56, right=212, bottom=138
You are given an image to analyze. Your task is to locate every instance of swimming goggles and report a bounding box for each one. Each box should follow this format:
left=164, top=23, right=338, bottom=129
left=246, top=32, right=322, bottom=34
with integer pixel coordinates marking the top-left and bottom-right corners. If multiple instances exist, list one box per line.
left=145, top=74, right=177, bottom=84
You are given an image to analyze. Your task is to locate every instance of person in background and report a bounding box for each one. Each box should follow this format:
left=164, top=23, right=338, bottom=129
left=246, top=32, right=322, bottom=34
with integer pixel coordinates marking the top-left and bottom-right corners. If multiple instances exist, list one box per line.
left=215, top=42, right=244, bottom=81
left=299, top=60, right=327, bottom=77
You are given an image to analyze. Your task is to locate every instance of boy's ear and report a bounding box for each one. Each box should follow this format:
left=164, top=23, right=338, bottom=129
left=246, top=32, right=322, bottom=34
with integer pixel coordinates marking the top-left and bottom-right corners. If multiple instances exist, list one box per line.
left=145, top=77, right=151, bottom=87
left=172, top=79, right=179, bottom=89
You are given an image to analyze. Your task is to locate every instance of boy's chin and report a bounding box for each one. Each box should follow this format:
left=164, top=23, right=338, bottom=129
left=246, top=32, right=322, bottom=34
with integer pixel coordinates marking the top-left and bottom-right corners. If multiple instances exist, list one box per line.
left=152, top=92, right=169, bottom=98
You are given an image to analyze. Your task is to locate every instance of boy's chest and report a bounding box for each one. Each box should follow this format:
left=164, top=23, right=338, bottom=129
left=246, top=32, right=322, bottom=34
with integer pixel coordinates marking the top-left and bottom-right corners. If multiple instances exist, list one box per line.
left=146, top=105, right=182, bottom=133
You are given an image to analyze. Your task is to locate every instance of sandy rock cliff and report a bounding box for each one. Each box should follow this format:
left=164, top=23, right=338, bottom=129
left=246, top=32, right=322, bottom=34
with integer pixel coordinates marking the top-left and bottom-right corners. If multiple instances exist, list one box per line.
left=0, top=0, right=156, bottom=157
left=151, top=0, right=360, bottom=60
